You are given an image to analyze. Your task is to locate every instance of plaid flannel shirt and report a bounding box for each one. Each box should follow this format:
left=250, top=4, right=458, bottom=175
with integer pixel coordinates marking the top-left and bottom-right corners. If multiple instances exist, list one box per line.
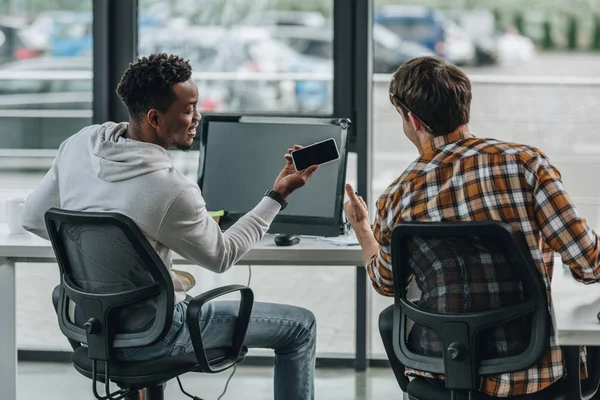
left=367, top=130, right=600, bottom=397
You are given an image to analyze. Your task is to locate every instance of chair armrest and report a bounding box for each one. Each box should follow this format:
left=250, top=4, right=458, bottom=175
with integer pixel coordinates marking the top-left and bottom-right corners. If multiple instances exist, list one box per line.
left=186, top=284, right=254, bottom=373
left=52, top=285, right=82, bottom=351
left=563, top=345, right=600, bottom=400
left=563, top=346, right=583, bottom=400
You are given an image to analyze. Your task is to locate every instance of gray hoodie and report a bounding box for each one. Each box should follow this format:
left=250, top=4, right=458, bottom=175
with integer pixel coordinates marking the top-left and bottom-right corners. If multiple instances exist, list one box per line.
left=22, top=122, right=281, bottom=303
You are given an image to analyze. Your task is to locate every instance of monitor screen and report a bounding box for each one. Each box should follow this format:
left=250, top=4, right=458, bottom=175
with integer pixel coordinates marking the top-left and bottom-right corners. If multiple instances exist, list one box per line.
left=198, top=116, right=350, bottom=236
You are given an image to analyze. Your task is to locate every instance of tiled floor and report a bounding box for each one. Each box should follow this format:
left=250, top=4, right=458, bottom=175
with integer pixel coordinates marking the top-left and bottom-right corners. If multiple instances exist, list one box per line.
left=18, top=362, right=406, bottom=400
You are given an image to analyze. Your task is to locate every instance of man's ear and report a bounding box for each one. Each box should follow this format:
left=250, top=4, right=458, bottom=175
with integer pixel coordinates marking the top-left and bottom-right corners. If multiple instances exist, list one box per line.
left=408, top=112, right=422, bottom=132
left=146, top=109, right=160, bottom=129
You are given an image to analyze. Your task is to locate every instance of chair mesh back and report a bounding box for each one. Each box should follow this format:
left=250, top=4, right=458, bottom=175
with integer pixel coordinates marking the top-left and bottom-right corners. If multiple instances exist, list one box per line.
left=404, top=234, right=530, bottom=360
left=59, top=223, right=159, bottom=333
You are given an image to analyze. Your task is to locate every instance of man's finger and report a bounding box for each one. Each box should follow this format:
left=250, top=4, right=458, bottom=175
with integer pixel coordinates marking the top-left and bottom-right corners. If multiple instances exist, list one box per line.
left=302, top=165, right=319, bottom=178
left=345, top=184, right=359, bottom=202
left=358, top=196, right=368, bottom=210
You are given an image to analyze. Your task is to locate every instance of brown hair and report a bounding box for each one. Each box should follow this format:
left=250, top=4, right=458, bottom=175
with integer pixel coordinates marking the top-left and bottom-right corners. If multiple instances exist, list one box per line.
left=389, top=56, right=472, bottom=136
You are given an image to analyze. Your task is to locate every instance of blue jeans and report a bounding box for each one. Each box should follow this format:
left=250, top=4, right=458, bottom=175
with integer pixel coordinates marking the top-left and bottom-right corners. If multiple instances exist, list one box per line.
left=116, top=300, right=317, bottom=400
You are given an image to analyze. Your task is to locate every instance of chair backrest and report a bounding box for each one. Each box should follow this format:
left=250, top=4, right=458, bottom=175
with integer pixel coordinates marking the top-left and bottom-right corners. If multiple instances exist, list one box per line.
left=45, top=208, right=175, bottom=361
left=391, top=221, right=550, bottom=394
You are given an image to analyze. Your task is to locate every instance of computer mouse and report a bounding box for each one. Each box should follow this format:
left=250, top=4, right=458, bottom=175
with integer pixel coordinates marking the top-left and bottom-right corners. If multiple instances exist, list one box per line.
left=274, top=234, right=301, bottom=246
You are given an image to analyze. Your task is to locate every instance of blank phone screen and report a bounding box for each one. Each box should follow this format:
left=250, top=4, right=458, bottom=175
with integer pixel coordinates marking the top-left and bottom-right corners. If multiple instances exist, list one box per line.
left=292, top=139, right=339, bottom=171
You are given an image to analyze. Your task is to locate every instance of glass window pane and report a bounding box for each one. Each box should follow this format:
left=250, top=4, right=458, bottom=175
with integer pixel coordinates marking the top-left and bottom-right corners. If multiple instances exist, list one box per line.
left=137, top=1, right=333, bottom=114
left=0, top=1, right=92, bottom=353
left=370, top=2, right=600, bottom=358
left=0, top=4, right=92, bottom=150
left=138, top=0, right=343, bottom=358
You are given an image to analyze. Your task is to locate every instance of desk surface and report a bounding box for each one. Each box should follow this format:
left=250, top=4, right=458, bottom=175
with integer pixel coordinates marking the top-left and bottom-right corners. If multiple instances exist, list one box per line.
left=2, top=224, right=599, bottom=344
left=0, top=224, right=364, bottom=266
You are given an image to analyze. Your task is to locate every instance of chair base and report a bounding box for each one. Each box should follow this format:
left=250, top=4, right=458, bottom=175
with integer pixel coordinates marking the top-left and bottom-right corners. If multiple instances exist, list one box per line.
left=145, top=385, right=164, bottom=400
left=71, top=346, right=242, bottom=389
left=71, top=346, right=246, bottom=399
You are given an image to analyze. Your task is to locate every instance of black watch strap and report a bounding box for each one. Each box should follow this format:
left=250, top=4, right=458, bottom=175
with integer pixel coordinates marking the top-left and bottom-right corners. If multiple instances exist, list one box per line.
left=265, top=189, right=288, bottom=210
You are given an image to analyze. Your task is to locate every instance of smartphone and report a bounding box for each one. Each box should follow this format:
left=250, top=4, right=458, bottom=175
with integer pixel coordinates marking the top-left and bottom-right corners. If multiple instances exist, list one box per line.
left=291, top=138, right=340, bottom=172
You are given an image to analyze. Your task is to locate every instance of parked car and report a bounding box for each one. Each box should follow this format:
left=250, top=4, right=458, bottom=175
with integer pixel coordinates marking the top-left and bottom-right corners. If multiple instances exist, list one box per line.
left=139, top=26, right=330, bottom=113
left=441, top=19, right=476, bottom=66
left=375, top=5, right=446, bottom=56
left=496, top=28, right=535, bottom=66
left=17, top=11, right=68, bottom=56
left=444, top=9, right=498, bottom=65
left=270, top=24, right=434, bottom=73
left=50, top=12, right=162, bottom=57
left=242, top=10, right=327, bottom=28
left=374, top=24, right=435, bottom=71
left=0, top=17, right=43, bottom=65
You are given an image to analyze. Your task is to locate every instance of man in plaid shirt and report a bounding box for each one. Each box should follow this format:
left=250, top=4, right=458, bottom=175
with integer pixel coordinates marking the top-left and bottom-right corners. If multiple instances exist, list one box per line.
left=343, top=56, right=600, bottom=397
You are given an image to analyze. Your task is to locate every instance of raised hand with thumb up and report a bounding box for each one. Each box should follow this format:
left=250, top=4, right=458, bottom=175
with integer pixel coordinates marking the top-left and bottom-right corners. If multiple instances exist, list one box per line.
left=343, top=183, right=369, bottom=229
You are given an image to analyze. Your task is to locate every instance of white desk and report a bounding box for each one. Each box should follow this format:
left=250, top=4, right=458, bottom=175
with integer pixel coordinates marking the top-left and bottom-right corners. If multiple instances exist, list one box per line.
left=0, top=225, right=365, bottom=400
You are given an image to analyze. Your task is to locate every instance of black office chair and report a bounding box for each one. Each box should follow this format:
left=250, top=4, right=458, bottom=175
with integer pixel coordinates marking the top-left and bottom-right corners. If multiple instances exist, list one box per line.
left=45, top=208, right=253, bottom=400
left=380, top=221, right=600, bottom=400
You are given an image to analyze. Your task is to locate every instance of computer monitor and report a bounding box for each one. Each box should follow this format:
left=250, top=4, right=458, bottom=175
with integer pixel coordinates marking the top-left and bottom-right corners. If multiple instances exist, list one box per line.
left=198, top=115, right=350, bottom=237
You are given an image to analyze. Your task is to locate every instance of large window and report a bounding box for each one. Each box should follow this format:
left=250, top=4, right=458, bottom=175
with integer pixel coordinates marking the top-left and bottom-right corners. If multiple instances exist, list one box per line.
left=0, top=4, right=92, bottom=151
left=138, top=0, right=334, bottom=115
left=137, top=0, right=354, bottom=358
left=8, top=0, right=597, bottom=366
left=0, top=0, right=93, bottom=352
left=369, top=1, right=600, bottom=357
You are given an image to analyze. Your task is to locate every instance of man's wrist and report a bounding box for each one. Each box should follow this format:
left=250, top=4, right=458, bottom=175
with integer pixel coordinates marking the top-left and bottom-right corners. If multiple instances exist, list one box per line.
left=272, top=185, right=290, bottom=199
left=353, top=222, right=373, bottom=237
left=265, top=189, right=288, bottom=210
left=352, top=224, right=378, bottom=264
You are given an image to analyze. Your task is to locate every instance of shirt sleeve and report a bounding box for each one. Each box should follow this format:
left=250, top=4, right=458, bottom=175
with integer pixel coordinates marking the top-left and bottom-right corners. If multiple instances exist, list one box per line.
left=526, top=155, right=600, bottom=283
left=157, top=185, right=281, bottom=274
left=365, top=193, right=396, bottom=296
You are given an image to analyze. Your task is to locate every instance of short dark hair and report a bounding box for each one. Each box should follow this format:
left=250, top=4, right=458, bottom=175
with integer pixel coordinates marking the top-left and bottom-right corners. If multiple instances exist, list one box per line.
left=389, top=56, right=472, bottom=136
left=116, top=53, right=193, bottom=121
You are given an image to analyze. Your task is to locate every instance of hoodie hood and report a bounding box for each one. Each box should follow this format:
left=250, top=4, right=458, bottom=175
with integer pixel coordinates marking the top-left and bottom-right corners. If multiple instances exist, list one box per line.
left=89, top=122, right=173, bottom=182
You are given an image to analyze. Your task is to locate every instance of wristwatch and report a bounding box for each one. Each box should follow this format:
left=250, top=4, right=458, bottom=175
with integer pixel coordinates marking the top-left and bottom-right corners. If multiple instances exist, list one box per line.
left=265, top=189, right=288, bottom=210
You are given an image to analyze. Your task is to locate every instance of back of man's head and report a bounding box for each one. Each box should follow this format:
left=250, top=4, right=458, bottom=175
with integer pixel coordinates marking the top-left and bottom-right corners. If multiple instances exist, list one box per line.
left=389, top=56, right=472, bottom=136
left=116, top=53, right=193, bottom=122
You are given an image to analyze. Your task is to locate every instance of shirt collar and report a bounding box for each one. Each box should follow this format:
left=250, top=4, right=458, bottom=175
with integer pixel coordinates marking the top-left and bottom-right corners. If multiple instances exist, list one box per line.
left=422, top=130, right=473, bottom=154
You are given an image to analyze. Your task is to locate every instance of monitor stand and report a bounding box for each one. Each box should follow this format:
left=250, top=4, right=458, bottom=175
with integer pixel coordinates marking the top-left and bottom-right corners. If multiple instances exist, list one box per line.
left=274, top=234, right=300, bottom=247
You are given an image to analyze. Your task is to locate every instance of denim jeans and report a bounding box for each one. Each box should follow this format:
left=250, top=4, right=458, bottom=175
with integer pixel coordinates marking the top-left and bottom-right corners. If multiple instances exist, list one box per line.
left=116, top=300, right=317, bottom=400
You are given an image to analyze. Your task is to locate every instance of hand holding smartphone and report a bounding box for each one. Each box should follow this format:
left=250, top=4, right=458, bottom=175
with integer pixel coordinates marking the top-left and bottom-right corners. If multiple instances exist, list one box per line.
left=291, top=138, right=340, bottom=172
